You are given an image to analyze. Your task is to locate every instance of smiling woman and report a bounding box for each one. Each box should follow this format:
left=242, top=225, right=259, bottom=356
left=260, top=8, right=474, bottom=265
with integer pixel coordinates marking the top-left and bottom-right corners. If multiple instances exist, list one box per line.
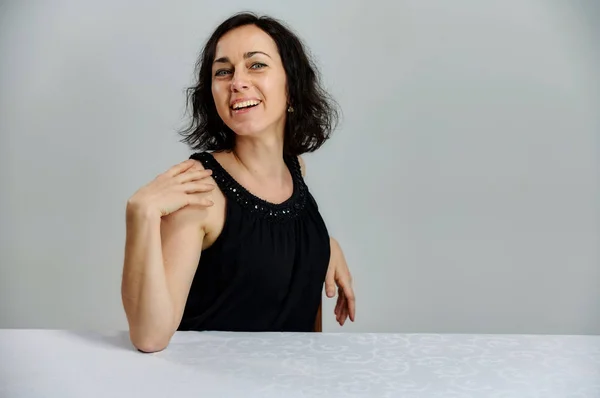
left=211, top=27, right=290, bottom=140
left=179, top=13, right=338, bottom=155
left=120, top=12, right=355, bottom=353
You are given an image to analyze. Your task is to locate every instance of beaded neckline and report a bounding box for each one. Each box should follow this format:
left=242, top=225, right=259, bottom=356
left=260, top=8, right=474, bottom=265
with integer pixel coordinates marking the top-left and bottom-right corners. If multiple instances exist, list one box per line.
left=190, top=152, right=308, bottom=221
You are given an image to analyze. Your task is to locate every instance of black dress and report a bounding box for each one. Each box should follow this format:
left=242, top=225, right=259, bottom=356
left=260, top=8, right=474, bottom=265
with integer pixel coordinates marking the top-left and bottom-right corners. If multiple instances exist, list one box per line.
left=177, top=152, right=331, bottom=332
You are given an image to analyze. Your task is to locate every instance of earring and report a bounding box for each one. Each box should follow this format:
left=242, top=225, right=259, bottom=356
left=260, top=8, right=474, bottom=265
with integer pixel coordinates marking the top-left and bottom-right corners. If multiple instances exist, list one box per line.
left=287, top=105, right=294, bottom=113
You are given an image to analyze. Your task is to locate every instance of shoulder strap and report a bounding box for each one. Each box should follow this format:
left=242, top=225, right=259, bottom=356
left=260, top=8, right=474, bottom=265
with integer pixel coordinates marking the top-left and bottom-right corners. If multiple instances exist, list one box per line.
left=189, top=151, right=213, bottom=169
left=285, top=154, right=304, bottom=182
left=189, top=151, right=232, bottom=193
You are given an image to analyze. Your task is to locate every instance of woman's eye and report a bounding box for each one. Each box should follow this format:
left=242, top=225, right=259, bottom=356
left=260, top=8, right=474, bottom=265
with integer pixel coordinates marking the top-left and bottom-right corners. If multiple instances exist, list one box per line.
left=251, top=63, right=267, bottom=69
left=215, top=70, right=231, bottom=76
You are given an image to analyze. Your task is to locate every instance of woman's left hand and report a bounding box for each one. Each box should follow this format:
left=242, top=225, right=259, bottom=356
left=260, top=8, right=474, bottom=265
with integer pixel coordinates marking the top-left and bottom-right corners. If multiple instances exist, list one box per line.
left=325, top=238, right=356, bottom=326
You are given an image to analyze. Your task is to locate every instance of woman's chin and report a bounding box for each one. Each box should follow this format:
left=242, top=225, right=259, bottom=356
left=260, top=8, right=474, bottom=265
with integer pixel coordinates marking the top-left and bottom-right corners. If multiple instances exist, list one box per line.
left=229, top=124, right=268, bottom=137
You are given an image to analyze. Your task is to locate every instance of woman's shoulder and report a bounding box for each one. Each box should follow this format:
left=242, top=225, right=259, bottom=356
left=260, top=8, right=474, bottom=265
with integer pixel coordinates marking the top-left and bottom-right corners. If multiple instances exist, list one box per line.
left=160, top=153, right=226, bottom=247
left=187, top=152, right=228, bottom=248
left=297, top=155, right=306, bottom=177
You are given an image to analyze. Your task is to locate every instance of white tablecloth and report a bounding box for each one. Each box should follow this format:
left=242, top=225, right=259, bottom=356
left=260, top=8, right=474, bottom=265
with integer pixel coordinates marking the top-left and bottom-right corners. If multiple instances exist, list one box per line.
left=1, top=329, right=599, bottom=398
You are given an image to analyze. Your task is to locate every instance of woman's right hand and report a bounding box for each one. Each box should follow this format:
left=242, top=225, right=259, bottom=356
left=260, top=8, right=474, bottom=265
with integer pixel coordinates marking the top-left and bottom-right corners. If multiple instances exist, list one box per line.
left=126, top=159, right=215, bottom=219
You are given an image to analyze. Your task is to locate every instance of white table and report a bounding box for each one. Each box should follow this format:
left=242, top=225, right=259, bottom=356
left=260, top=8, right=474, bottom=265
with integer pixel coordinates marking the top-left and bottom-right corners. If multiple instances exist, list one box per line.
left=1, top=329, right=599, bottom=398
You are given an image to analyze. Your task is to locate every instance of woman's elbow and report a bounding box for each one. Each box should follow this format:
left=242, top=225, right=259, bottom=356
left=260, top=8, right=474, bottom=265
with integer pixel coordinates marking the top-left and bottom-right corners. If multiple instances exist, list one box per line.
left=129, top=330, right=171, bottom=353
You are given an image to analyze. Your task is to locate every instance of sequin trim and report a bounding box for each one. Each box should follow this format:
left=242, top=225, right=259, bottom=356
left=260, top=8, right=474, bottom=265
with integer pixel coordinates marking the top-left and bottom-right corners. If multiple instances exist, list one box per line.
left=190, top=152, right=308, bottom=222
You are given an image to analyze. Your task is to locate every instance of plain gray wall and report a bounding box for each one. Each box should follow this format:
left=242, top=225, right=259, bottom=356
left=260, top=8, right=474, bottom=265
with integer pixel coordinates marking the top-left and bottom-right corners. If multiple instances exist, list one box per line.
left=1, top=0, right=598, bottom=334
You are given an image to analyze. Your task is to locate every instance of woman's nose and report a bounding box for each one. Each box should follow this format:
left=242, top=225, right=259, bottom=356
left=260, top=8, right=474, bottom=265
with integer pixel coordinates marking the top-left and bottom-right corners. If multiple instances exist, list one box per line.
left=231, top=71, right=250, bottom=92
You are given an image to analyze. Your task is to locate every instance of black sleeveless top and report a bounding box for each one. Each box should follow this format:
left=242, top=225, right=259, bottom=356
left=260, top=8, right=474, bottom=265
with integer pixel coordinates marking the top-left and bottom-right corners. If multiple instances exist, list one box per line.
left=177, top=152, right=331, bottom=332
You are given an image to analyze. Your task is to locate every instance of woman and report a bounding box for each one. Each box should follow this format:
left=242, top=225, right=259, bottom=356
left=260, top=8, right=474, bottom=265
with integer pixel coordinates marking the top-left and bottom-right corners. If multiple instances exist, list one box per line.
left=121, top=12, right=355, bottom=353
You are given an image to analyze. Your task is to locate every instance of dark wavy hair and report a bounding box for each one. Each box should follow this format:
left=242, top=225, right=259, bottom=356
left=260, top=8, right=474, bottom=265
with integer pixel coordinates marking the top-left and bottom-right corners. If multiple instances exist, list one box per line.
left=179, top=12, right=340, bottom=156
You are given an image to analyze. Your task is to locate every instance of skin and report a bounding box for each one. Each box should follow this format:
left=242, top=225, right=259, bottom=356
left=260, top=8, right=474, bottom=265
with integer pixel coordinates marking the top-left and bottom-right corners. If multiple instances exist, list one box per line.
left=121, top=24, right=354, bottom=353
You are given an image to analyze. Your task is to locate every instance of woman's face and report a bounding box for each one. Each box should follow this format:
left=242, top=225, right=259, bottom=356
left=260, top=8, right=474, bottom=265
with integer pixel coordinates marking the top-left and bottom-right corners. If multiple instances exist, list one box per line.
left=211, top=24, right=288, bottom=139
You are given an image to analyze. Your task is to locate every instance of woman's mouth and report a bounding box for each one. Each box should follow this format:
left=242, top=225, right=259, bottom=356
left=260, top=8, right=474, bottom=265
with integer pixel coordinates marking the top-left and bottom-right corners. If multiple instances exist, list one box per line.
left=231, top=100, right=262, bottom=113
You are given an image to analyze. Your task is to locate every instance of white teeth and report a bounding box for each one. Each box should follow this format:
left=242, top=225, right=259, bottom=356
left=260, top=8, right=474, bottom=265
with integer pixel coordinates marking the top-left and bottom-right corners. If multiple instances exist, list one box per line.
left=232, top=100, right=260, bottom=110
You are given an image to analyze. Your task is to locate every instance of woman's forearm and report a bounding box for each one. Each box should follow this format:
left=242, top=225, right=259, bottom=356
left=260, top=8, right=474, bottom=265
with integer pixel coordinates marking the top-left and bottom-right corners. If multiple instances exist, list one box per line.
left=121, top=207, right=175, bottom=352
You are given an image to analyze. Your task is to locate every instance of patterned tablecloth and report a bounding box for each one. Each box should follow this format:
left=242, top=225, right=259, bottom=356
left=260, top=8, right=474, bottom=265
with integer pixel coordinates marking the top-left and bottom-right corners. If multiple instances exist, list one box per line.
left=1, top=329, right=599, bottom=397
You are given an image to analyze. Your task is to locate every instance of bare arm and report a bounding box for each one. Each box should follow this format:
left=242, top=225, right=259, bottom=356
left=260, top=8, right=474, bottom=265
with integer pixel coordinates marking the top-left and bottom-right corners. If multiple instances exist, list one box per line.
left=299, top=155, right=356, bottom=325
left=325, top=237, right=356, bottom=325
left=121, top=206, right=207, bottom=352
left=121, top=160, right=213, bottom=353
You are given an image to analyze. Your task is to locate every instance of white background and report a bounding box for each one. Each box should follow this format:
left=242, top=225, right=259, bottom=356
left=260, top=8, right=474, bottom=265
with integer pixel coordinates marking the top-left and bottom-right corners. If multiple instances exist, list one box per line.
left=1, top=0, right=598, bottom=334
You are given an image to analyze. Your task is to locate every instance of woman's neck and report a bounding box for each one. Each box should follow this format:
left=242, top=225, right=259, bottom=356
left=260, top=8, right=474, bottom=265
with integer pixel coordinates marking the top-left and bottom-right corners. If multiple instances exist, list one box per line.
left=231, top=136, right=287, bottom=181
